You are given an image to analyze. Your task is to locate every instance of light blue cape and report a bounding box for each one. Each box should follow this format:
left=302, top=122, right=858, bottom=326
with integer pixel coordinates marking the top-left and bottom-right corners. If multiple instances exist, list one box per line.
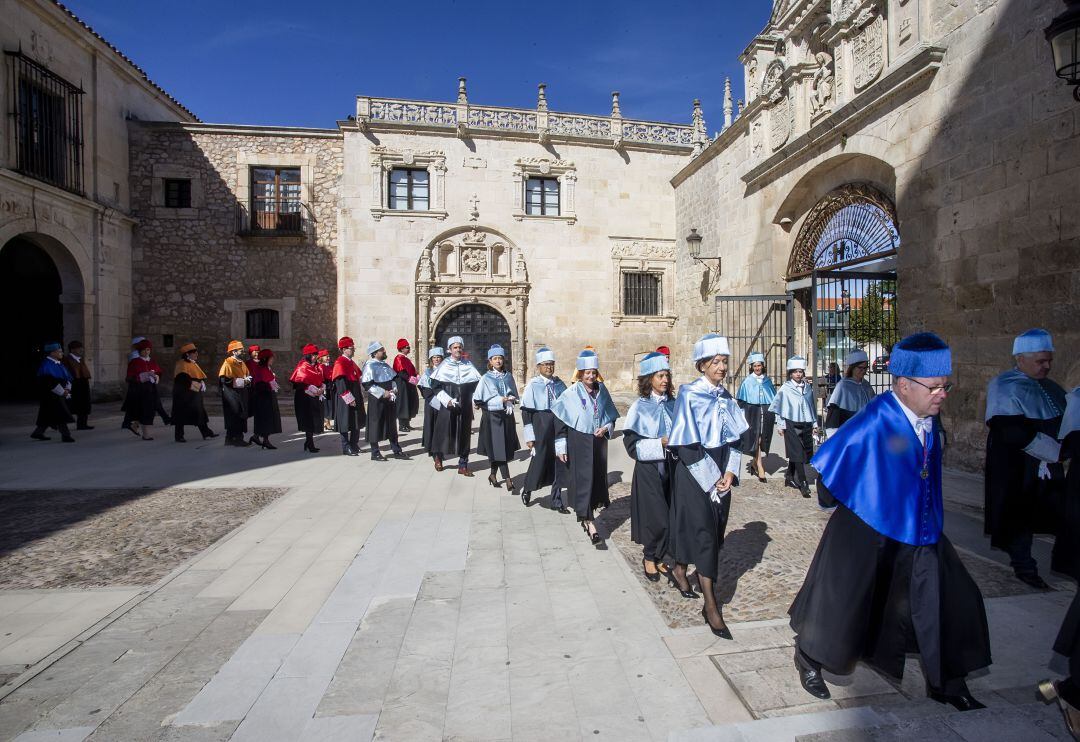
left=1060, top=387, right=1080, bottom=439
left=473, top=370, right=519, bottom=407
left=769, top=379, right=816, bottom=423
left=667, top=376, right=748, bottom=449
left=362, top=359, right=396, bottom=384
left=985, top=369, right=1066, bottom=421
left=624, top=395, right=676, bottom=438
left=551, top=381, right=619, bottom=435
left=521, top=375, right=567, bottom=410
left=736, top=374, right=777, bottom=405
left=430, top=357, right=482, bottom=385
left=827, top=377, right=876, bottom=413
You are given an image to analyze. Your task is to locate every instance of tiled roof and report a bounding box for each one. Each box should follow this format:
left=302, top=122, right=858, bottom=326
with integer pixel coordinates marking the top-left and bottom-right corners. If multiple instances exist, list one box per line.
left=51, top=1, right=198, bottom=121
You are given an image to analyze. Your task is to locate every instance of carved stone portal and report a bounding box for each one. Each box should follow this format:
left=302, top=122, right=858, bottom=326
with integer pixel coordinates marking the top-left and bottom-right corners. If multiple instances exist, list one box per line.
left=416, top=226, right=530, bottom=380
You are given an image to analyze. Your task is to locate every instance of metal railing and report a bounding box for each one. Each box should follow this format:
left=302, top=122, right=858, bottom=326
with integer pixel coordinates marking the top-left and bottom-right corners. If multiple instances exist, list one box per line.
left=236, top=200, right=316, bottom=239
left=6, top=50, right=85, bottom=195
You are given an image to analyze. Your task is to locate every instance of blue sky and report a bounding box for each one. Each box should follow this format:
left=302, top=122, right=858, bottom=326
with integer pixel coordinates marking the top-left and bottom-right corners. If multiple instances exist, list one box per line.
left=66, top=0, right=772, bottom=131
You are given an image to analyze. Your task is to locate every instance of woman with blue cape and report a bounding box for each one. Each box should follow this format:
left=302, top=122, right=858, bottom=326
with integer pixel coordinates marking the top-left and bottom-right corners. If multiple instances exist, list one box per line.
left=736, top=352, right=776, bottom=483
left=429, top=336, right=483, bottom=475
left=789, top=333, right=990, bottom=712
left=30, top=342, right=75, bottom=442
left=417, top=346, right=444, bottom=460
left=1041, top=385, right=1080, bottom=735
left=824, top=349, right=875, bottom=436
left=519, top=347, right=568, bottom=510
left=769, top=355, right=817, bottom=498
left=553, top=348, right=619, bottom=546
left=623, top=351, right=676, bottom=583
left=667, top=333, right=748, bottom=640
left=473, top=344, right=521, bottom=492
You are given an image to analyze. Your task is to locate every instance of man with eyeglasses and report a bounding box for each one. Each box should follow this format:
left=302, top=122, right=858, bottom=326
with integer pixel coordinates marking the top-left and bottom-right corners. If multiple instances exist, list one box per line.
left=790, top=332, right=990, bottom=712
left=984, top=328, right=1067, bottom=590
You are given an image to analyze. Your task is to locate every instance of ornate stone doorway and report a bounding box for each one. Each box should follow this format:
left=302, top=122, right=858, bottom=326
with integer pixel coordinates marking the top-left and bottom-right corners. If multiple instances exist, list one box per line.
left=434, top=304, right=512, bottom=367
left=416, top=226, right=529, bottom=379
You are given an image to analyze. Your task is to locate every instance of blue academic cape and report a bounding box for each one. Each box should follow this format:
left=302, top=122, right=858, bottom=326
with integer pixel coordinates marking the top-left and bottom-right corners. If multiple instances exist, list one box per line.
left=551, top=381, right=618, bottom=435
left=667, top=376, right=748, bottom=449
left=38, top=357, right=73, bottom=384
left=827, top=378, right=876, bottom=412
left=985, top=368, right=1066, bottom=421
left=769, top=380, right=816, bottom=422
left=521, top=375, right=567, bottom=411
left=736, top=374, right=777, bottom=405
left=812, top=392, right=942, bottom=546
left=624, top=394, right=676, bottom=439
left=473, top=370, right=519, bottom=411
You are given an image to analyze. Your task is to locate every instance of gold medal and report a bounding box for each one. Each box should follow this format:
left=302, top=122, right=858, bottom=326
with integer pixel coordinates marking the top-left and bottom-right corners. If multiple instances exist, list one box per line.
left=920, top=468, right=929, bottom=480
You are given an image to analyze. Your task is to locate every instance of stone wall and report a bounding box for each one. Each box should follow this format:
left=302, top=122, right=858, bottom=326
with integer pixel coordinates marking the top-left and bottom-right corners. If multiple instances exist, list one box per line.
left=128, top=124, right=343, bottom=377
left=672, top=0, right=1080, bottom=471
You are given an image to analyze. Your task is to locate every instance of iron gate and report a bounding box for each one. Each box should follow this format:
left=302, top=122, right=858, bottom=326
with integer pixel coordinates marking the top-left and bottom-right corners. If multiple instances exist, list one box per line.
left=714, top=294, right=794, bottom=392
left=810, top=269, right=898, bottom=398
left=433, top=303, right=512, bottom=365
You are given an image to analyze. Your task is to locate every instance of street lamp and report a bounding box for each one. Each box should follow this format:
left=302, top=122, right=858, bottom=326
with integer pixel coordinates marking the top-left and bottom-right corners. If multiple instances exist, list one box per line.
left=1046, top=0, right=1080, bottom=101
left=686, top=228, right=721, bottom=273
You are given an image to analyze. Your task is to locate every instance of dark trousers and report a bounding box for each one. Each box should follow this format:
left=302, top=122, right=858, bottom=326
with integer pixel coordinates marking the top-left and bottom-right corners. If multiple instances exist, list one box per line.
left=371, top=428, right=402, bottom=457
left=797, top=645, right=970, bottom=695
left=32, top=423, right=71, bottom=439
left=340, top=429, right=360, bottom=453
left=549, top=465, right=567, bottom=508
left=1005, top=532, right=1037, bottom=576
left=76, top=414, right=90, bottom=428
left=175, top=423, right=213, bottom=441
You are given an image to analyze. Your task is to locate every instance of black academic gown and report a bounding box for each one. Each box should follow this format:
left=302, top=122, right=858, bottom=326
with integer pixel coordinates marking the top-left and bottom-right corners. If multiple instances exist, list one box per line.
left=429, top=379, right=479, bottom=459
left=624, top=430, right=673, bottom=562
left=363, top=379, right=397, bottom=444
left=984, top=412, right=1065, bottom=550
left=419, top=383, right=438, bottom=455
left=521, top=406, right=565, bottom=494
left=172, top=374, right=210, bottom=428
left=737, top=403, right=775, bottom=455
left=219, top=379, right=249, bottom=436
left=556, top=422, right=610, bottom=519
left=394, top=370, right=420, bottom=424
left=36, top=372, right=74, bottom=429
left=667, top=443, right=734, bottom=581
left=251, top=381, right=282, bottom=436
left=292, top=384, right=322, bottom=433
left=824, top=404, right=856, bottom=430
left=476, top=402, right=520, bottom=465
left=333, top=376, right=366, bottom=436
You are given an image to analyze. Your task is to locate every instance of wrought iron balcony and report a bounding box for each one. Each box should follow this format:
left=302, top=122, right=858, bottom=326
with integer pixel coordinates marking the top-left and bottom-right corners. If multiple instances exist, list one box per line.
left=236, top=200, right=316, bottom=239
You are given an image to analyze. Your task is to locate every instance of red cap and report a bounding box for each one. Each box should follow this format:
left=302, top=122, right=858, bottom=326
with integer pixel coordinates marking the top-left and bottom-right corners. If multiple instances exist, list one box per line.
left=301, top=343, right=318, bottom=355
left=134, top=339, right=153, bottom=351
left=397, top=338, right=410, bottom=351
left=338, top=336, right=354, bottom=349
left=656, top=346, right=670, bottom=356
left=259, top=348, right=274, bottom=361
left=317, top=348, right=330, bottom=358
left=248, top=344, right=260, bottom=354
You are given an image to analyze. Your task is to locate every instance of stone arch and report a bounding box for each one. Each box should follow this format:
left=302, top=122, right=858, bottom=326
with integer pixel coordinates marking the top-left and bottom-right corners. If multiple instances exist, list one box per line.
left=773, top=153, right=897, bottom=229
left=415, top=225, right=530, bottom=380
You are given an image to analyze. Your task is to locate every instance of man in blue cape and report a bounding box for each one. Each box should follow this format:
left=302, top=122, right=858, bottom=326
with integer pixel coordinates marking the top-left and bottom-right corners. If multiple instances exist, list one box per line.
left=789, top=332, right=990, bottom=711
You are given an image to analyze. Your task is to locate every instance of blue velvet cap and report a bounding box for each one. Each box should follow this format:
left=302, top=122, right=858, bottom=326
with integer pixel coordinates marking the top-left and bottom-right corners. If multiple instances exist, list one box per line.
left=576, top=349, right=599, bottom=371
left=1013, top=328, right=1053, bottom=355
left=747, top=352, right=765, bottom=365
left=428, top=346, right=445, bottom=359
left=638, top=352, right=670, bottom=377
left=367, top=340, right=384, bottom=355
left=487, top=344, right=506, bottom=360
left=43, top=342, right=62, bottom=353
left=889, top=332, right=951, bottom=377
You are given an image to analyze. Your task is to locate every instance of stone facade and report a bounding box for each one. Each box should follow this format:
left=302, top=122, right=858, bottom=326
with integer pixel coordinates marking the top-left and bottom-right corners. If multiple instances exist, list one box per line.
left=671, top=0, right=1080, bottom=471
left=0, top=0, right=194, bottom=395
left=127, top=124, right=343, bottom=374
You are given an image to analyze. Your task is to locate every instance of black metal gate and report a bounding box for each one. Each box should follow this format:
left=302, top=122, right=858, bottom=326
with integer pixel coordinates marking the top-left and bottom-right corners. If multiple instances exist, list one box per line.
left=810, top=269, right=898, bottom=398
left=714, top=294, right=794, bottom=392
left=434, top=303, right=511, bottom=366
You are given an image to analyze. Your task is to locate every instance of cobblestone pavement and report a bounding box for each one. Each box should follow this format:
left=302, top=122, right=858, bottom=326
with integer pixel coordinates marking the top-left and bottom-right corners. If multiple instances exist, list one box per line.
left=0, top=488, right=286, bottom=589
left=603, top=478, right=1046, bottom=629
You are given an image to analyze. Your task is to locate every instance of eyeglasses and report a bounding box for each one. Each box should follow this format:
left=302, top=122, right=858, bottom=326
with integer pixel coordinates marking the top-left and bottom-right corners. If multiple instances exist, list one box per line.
left=903, top=377, right=953, bottom=395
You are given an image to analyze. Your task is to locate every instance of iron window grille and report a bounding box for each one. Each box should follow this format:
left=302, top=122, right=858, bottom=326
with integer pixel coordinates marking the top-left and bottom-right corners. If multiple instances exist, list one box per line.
left=622, top=271, right=662, bottom=316
left=245, top=308, right=280, bottom=339
left=6, top=50, right=85, bottom=195
left=164, top=178, right=191, bottom=208
left=525, top=177, right=559, bottom=216
left=388, top=168, right=430, bottom=210
left=250, top=167, right=302, bottom=232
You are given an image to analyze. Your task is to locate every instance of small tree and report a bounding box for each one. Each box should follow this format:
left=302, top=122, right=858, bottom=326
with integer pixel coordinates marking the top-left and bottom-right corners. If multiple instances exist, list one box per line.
left=848, top=282, right=896, bottom=349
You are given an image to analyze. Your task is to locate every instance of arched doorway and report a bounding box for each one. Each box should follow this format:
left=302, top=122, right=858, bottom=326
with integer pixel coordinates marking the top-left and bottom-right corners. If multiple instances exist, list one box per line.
left=434, top=304, right=512, bottom=366
left=0, top=237, right=64, bottom=400
left=787, top=183, right=899, bottom=396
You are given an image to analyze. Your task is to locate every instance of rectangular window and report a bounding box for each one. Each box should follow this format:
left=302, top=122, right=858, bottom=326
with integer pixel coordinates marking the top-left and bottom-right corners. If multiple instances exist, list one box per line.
left=7, top=51, right=84, bottom=194
left=163, top=178, right=192, bottom=208
left=622, top=272, right=661, bottom=316
left=525, top=177, right=559, bottom=216
left=245, top=308, right=280, bottom=339
left=251, top=167, right=302, bottom=231
left=388, top=168, right=430, bottom=210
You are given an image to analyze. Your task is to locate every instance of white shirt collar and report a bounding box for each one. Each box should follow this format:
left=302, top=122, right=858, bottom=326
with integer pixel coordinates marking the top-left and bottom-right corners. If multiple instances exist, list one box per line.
left=69, top=353, right=81, bottom=363
left=650, top=391, right=666, bottom=403
left=891, top=390, right=929, bottom=439
left=47, top=356, right=62, bottom=365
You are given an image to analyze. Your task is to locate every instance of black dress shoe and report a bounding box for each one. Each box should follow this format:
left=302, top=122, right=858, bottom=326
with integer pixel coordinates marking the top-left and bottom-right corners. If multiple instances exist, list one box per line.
left=521, top=491, right=532, bottom=507
left=488, top=473, right=500, bottom=488
left=30, top=432, right=51, bottom=441
left=927, top=687, right=985, bottom=711
left=175, top=436, right=187, bottom=443
left=202, top=431, right=219, bottom=440
left=642, top=559, right=661, bottom=583
left=555, top=506, right=571, bottom=514
left=76, top=425, right=94, bottom=430
left=391, top=451, right=409, bottom=460
left=371, top=452, right=388, bottom=462
left=1017, top=572, right=1051, bottom=590
left=799, top=484, right=812, bottom=499
left=62, top=436, right=76, bottom=443
left=794, top=650, right=831, bottom=699
left=666, top=572, right=699, bottom=600
left=701, top=607, right=733, bottom=640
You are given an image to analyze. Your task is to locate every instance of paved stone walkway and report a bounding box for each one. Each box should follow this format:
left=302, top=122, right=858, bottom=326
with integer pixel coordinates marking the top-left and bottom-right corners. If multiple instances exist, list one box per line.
left=0, top=403, right=1072, bottom=740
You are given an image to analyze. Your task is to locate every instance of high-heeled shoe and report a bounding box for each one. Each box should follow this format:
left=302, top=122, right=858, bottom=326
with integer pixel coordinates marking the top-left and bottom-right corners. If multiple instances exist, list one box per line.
left=642, top=559, right=661, bottom=583
left=202, top=430, right=219, bottom=440
left=263, top=439, right=277, bottom=450
left=701, top=607, right=733, bottom=640
left=1040, top=679, right=1080, bottom=735
left=303, top=441, right=319, bottom=453
left=488, top=473, right=500, bottom=488
left=505, top=478, right=514, bottom=492
left=666, top=571, right=699, bottom=600
left=249, top=436, right=260, bottom=447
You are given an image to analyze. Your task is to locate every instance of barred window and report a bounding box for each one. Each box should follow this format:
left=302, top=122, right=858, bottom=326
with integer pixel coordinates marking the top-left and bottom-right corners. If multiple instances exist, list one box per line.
left=245, top=308, right=280, bottom=339
left=525, top=177, right=559, bottom=216
left=622, top=272, right=661, bottom=316
left=164, top=178, right=191, bottom=208
left=388, top=168, right=429, bottom=210
left=251, top=167, right=302, bottom=231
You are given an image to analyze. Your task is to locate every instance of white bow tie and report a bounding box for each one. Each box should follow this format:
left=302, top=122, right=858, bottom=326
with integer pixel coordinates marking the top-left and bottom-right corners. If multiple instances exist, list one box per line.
left=915, top=418, right=933, bottom=436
